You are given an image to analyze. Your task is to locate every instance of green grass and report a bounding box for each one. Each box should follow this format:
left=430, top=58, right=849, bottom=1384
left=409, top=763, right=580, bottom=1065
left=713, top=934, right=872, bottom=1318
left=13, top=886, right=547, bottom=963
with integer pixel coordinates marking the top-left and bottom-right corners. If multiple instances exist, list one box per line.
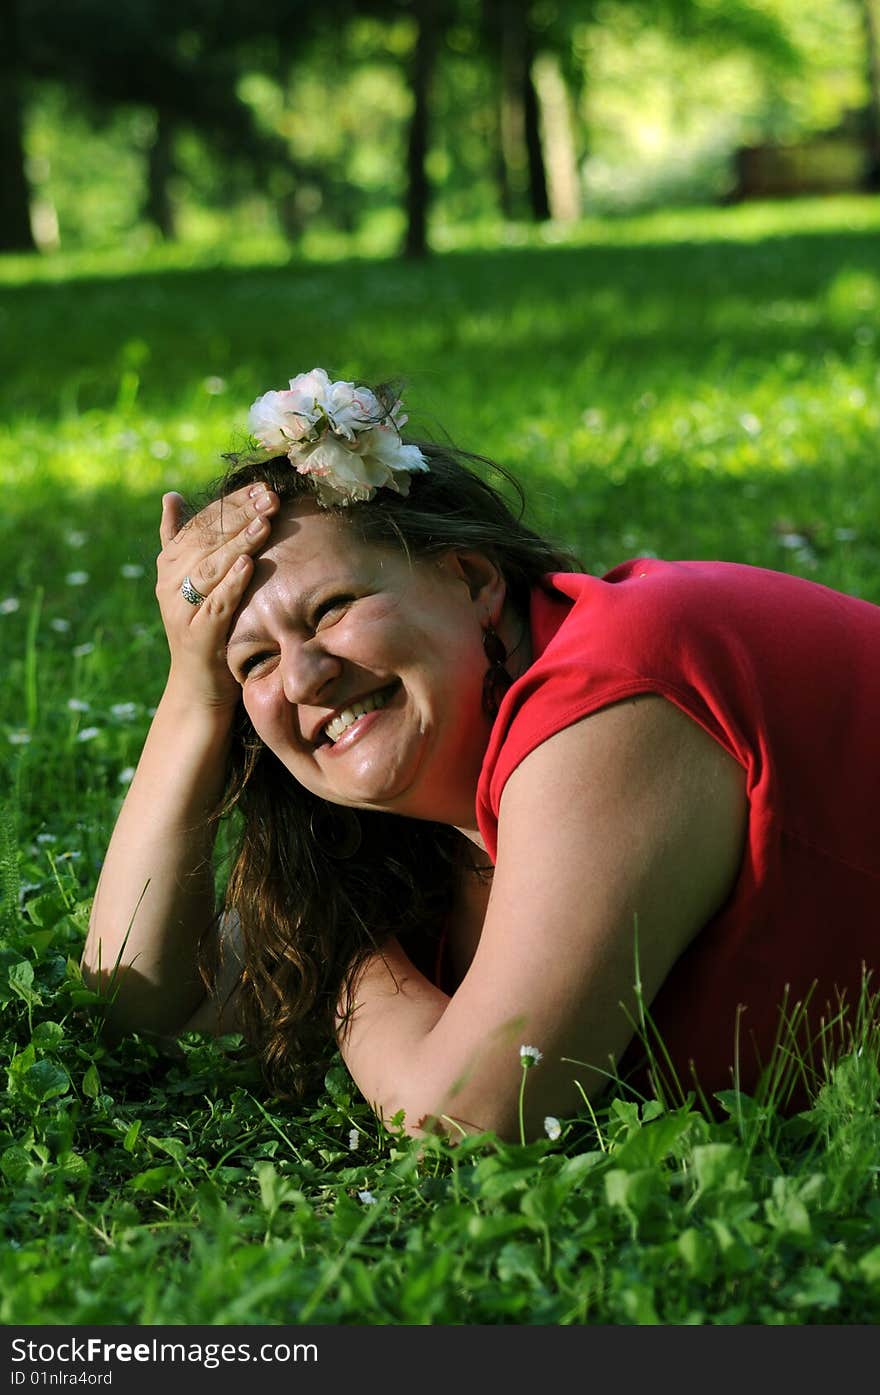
left=3, top=196, right=880, bottom=1324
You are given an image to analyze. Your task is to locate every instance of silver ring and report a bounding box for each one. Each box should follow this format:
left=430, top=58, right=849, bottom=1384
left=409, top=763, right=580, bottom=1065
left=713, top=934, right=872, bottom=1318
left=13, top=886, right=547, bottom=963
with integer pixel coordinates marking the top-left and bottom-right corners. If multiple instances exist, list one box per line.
left=181, top=575, right=206, bottom=607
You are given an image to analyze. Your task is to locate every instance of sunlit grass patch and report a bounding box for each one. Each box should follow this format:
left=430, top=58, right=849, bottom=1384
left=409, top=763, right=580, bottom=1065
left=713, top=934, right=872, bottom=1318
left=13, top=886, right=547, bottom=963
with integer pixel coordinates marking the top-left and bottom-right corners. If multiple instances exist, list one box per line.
left=2, top=910, right=880, bottom=1324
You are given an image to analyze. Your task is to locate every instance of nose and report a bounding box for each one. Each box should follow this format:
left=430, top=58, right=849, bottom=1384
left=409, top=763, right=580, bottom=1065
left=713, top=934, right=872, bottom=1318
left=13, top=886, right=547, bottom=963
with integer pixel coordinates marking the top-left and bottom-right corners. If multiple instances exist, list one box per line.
left=279, top=636, right=342, bottom=707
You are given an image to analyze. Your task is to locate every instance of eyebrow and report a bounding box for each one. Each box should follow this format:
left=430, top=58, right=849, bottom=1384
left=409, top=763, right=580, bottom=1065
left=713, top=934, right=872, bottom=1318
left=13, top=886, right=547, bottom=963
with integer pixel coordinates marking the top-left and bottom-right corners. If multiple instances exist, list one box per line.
left=226, top=630, right=268, bottom=651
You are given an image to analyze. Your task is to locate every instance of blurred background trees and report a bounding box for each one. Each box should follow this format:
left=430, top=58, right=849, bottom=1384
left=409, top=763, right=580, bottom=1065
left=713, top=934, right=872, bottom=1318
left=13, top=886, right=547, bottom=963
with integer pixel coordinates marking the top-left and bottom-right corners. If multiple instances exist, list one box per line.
left=2, top=0, right=877, bottom=258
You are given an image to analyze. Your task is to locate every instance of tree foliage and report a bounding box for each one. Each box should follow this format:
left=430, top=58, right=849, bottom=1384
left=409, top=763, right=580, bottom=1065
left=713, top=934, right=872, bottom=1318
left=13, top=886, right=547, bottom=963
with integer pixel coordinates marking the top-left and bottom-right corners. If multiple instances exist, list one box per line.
left=3, top=0, right=866, bottom=258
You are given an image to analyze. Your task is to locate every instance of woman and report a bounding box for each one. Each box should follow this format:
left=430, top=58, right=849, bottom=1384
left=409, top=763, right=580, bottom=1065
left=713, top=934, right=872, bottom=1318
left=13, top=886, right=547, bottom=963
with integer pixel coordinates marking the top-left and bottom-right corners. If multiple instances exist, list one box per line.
left=81, top=369, right=880, bottom=1140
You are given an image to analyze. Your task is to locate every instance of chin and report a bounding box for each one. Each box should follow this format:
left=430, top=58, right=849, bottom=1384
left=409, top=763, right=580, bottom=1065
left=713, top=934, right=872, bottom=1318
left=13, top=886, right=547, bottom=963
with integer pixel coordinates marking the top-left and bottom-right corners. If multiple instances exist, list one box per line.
left=325, top=744, right=427, bottom=808
left=335, top=780, right=418, bottom=815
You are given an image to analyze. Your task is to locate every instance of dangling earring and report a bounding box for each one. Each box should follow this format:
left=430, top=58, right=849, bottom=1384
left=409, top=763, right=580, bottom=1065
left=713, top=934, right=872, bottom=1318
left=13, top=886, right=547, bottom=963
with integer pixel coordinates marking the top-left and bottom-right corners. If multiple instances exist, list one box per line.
left=482, top=621, right=512, bottom=719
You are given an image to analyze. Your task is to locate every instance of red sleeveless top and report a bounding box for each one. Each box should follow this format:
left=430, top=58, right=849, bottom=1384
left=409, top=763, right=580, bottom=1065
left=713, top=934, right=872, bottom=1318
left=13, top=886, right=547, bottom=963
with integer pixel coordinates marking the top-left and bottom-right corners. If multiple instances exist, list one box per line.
left=474, top=560, right=880, bottom=1105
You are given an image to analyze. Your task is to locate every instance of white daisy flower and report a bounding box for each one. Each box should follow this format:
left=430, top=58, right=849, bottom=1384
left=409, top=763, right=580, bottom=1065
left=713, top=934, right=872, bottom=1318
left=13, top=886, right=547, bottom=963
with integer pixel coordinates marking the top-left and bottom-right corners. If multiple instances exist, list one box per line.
left=50, top=618, right=71, bottom=633
left=0, top=597, right=20, bottom=614
left=67, top=698, right=90, bottom=712
left=120, top=564, right=144, bottom=579
left=76, top=727, right=100, bottom=742
left=65, top=572, right=89, bottom=587
left=118, top=767, right=136, bottom=785
left=544, top=1116, right=561, bottom=1141
left=8, top=730, right=31, bottom=746
left=348, top=1128, right=361, bottom=1151
left=778, top=533, right=808, bottom=550
left=357, top=1190, right=377, bottom=1206
left=72, top=643, right=94, bottom=658
left=520, top=1045, right=543, bottom=1065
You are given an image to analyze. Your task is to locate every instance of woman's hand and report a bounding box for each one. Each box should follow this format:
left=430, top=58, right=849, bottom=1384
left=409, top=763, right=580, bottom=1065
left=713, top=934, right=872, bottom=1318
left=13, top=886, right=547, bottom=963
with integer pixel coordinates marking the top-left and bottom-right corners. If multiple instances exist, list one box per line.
left=156, top=483, right=279, bottom=710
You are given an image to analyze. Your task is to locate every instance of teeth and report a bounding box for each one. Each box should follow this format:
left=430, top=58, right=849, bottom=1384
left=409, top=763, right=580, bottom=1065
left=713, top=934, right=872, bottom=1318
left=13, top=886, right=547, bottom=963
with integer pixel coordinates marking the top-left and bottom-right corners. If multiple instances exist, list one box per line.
left=324, top=688, right=390, bottom=743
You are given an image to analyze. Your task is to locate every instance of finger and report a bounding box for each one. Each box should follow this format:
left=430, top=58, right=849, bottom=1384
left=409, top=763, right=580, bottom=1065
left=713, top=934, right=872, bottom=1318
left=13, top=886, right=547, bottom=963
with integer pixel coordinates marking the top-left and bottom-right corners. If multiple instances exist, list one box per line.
left=177, top=484, right=279, bottom=554
left=177, top=489, right=278, bottom=595
left=160, top=492, right=187, bottom=548
left=191, top=552, right=255, bottom=634
left=175, top=496, right=276, bottom=611
left=217, top=484, right=279, bottom=543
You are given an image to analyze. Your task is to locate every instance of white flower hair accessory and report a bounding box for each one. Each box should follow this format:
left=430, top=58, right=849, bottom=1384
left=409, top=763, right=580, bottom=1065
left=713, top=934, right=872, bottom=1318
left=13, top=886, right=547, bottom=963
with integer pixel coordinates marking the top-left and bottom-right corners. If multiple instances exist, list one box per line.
left=247, top=368, right=429, bottom=507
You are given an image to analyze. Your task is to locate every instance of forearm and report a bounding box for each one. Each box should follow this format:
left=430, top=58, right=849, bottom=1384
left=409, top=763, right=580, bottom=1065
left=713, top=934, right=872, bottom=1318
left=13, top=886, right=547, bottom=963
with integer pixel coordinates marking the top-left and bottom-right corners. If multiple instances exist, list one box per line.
left=81, top=680, right=236, bottom=1036
left=338, top=939, right=453, bottom=1133
left=339, top=938, right=561, bottom=1142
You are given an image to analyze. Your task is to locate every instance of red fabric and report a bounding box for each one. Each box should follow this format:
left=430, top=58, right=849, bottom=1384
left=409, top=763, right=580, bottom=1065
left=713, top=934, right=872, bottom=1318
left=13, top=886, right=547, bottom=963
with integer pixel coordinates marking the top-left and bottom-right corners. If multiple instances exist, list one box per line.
left=474, top=560, right=880, bottom=1105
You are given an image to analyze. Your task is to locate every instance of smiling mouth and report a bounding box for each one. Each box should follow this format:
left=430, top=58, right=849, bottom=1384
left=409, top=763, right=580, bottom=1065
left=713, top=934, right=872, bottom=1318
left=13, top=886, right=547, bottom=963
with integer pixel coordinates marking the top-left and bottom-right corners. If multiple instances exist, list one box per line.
left=319, top=683, right=399, bottom=745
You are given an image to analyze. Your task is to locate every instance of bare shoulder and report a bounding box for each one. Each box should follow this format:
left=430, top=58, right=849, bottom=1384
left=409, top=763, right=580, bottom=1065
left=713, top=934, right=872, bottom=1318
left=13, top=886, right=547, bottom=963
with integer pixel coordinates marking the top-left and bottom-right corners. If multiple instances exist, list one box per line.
left=496, top=693, right=746, bottom=901
left=487, top=693, right=748, bottom=1011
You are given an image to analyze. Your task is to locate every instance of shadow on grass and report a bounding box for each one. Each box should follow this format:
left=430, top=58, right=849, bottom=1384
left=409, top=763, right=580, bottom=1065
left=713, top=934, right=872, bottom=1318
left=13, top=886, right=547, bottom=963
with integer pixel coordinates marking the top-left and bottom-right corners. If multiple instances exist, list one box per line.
left=3, top=225, right=880, bottom=421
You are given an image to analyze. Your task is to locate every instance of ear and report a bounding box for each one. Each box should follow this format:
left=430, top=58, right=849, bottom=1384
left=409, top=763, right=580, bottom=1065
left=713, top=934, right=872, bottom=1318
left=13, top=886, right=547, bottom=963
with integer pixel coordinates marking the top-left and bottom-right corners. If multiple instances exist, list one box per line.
left=438, top=550, right=507, bottom=620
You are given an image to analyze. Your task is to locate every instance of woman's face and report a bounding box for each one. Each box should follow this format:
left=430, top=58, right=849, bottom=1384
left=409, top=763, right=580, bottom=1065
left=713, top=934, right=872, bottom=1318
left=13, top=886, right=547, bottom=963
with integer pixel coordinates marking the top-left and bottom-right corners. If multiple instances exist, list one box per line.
left=226, top=500, right=505, bottom=828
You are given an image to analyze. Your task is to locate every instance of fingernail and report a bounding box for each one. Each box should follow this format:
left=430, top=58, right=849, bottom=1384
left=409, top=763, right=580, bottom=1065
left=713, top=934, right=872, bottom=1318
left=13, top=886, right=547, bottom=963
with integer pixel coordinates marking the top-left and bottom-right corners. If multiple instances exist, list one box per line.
left=247, top=517, right=267, bottom=535
left=254, top=492, right=273, bottom=512
left=248, top=484, right=265, bottom=498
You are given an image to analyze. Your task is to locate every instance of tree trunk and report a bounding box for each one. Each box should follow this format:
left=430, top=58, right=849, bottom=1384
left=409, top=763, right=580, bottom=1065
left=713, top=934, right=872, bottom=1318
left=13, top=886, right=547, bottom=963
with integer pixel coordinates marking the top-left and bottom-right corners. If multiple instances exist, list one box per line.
left=144, top=108, right=177, bottom=239
left=499, top=2, right=525, bottom=216
left=522, top=21, right=550, bottom=221
left=481, top=0, right=514, bottom=218
left=493, top=102, right=514, bottom=219
left=533, top=52, right=581, bottom=221
left=493, top=1, right=550, bottom=222
left=0, top=0, right=36, bottom=252
left=860, top=0, right=880, bottom=191
left=403, top=0, right=438, bottom=260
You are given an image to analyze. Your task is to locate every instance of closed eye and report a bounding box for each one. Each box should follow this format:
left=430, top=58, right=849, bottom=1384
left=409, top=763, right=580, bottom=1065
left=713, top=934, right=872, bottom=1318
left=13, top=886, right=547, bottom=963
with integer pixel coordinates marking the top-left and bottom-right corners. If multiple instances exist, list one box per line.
left=313, top=593, right=357, bottom=628
left=238, top=650, right=275, bottom=679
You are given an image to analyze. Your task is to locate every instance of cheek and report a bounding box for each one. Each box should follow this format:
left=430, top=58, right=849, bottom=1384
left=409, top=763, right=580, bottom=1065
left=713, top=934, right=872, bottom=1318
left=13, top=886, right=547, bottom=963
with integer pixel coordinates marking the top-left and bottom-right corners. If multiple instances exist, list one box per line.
left=242, top=680, right=285, bottom=740
left=420, top=632, right=487, bottom=727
